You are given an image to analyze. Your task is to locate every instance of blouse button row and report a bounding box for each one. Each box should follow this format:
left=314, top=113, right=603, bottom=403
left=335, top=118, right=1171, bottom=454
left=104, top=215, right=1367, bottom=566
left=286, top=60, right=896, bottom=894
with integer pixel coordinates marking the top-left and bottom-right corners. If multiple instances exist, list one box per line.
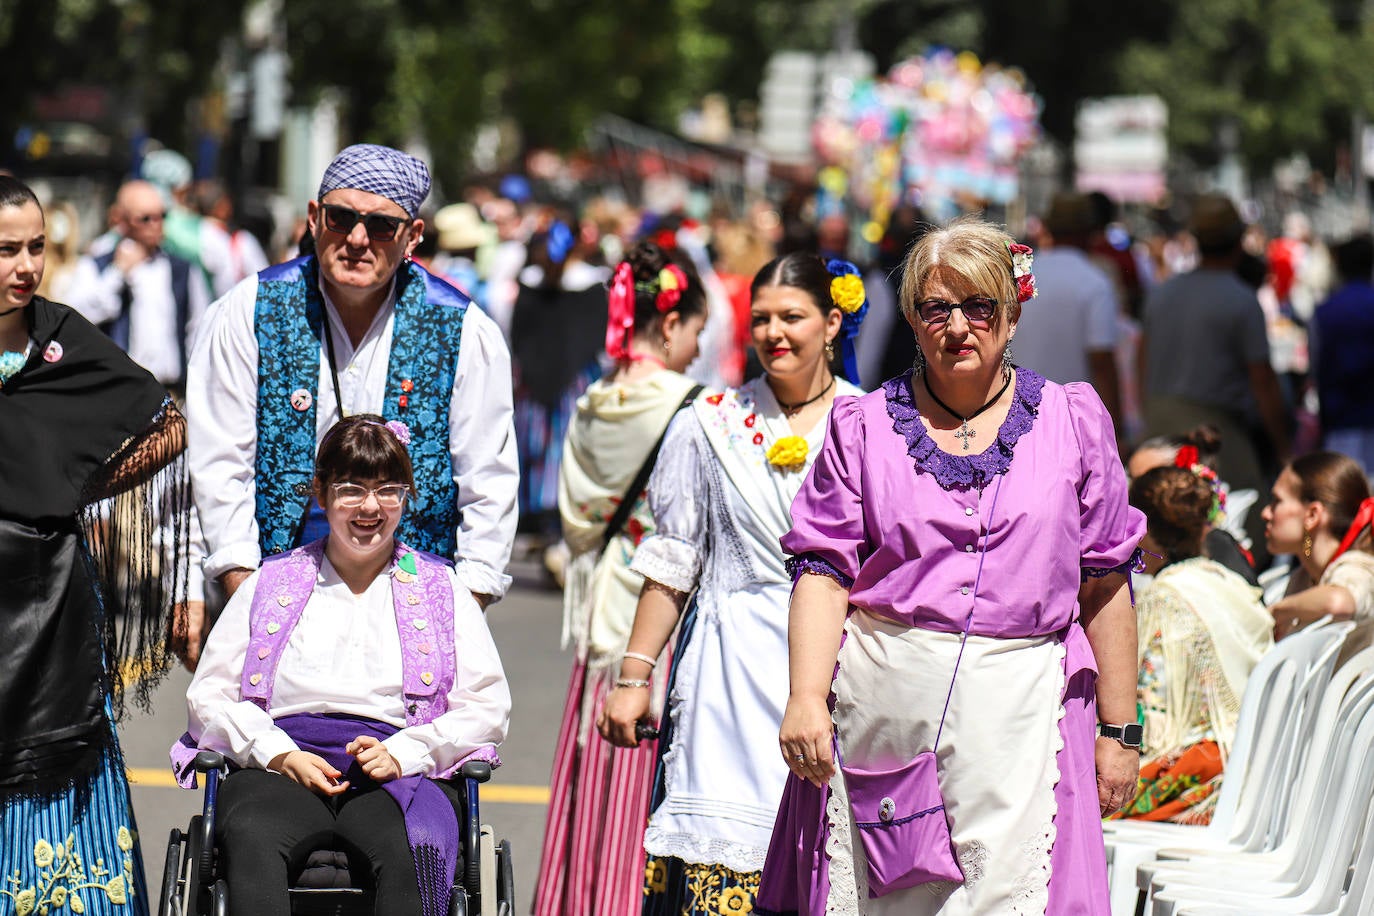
left=960, top=586, right=970, bottom=596
left=965, top=544, right=975, bottom=553
left=964, top=507, right=975, bottom=517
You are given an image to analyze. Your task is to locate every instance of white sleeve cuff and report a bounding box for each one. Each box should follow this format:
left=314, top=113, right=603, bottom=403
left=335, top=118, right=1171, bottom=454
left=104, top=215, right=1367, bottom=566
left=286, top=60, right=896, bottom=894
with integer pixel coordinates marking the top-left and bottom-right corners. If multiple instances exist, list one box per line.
left=203, top=541, right=263, bottom=582
left=381, top=732, right=432, bottom=778
left=247, top=728, right=301, bottom=771
left=453, top=559, right=512, bottom=601
left=629, top=535, right=700, bottom=594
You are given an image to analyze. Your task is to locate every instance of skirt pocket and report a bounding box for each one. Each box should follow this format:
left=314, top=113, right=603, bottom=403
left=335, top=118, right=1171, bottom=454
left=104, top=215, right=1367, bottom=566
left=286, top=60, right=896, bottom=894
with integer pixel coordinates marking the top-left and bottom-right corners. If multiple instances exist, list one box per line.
left=842, top=750, right=963, bottom=897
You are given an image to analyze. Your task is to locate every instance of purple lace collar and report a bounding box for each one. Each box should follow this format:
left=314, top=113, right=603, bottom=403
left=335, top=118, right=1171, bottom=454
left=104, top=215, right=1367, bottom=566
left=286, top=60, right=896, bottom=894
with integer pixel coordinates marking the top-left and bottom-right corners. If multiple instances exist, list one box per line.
left=883, top=367, right=1046, bottom=492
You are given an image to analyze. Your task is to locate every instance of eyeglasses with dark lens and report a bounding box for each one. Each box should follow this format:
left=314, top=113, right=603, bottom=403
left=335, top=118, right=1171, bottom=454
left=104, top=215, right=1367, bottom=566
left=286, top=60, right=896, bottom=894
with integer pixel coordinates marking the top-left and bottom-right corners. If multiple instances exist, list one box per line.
left=915, top=296, right=999, bottom=325
left=321, top=204, right=407, bottom=242
left=330, top=482, right=410, bottom=508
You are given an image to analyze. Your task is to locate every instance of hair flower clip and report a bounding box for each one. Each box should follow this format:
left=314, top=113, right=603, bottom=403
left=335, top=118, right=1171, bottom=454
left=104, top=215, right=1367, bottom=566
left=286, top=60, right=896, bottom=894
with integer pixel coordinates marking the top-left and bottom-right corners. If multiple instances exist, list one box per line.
left=654, top=264, right=687, bottom=313
left=830, top=274, right=867, bottom=314
left=765, top=435, right=809, bottom=470
left=1008, top=242, right=1037, bottom=302
left=1174, top=448, right=1228, bottom=524
left=384, top=420, right=412, bottom=447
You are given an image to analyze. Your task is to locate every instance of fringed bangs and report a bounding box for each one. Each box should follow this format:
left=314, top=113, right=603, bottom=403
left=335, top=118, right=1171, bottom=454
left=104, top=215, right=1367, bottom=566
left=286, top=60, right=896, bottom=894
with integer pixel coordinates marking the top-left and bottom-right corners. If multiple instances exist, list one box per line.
left=78, top=397, right=190, bottom=719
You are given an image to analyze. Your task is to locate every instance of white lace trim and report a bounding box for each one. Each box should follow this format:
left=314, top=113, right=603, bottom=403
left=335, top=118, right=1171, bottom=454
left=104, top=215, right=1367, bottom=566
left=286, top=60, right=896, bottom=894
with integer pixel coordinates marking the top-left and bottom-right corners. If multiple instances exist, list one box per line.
left=642, top=825, right=766, bottom=874
left=631, top=534, right=700, bottom=594
left=1010, top=639, right=1067, bottom=915
left=823, top=769, right=863, bottom=915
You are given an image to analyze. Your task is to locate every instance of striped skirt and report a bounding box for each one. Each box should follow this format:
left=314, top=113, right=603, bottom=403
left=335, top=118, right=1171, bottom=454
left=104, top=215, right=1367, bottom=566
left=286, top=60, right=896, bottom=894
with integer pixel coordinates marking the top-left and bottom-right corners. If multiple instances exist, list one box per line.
left=516, top=362, right=602, bottom=521
left=532, top=657, right=662, bottom=916
left=0, top=724, right=149, bottom=916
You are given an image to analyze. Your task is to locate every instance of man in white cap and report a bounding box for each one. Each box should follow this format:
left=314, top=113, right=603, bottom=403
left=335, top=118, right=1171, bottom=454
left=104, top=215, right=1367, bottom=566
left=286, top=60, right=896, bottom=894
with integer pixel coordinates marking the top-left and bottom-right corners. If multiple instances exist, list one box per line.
left=186, top=144, right=518, bottom=645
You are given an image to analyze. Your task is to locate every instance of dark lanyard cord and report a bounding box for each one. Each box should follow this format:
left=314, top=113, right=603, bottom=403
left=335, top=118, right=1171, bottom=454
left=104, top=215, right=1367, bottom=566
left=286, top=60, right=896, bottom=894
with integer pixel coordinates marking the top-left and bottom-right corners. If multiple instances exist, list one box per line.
left=321, top=317, right=347, bottom=420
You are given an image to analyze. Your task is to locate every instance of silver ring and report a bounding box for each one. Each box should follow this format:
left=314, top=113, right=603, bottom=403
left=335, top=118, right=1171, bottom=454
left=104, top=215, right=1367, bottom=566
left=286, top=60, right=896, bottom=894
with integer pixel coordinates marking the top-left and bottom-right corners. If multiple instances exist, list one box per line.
left=795, top=754, right=806, bottom=763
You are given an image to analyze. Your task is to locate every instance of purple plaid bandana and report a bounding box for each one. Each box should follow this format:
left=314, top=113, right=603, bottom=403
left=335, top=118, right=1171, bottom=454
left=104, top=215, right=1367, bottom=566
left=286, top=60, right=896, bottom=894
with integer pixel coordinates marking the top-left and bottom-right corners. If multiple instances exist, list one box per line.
left=317, top=144, right=431, bottom=217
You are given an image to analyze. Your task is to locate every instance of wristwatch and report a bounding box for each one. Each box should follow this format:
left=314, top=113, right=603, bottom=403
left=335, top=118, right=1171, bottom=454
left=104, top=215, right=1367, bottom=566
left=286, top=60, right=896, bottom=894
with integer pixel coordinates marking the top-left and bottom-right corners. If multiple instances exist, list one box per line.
left=1098, top=722, right=1144, bottom=749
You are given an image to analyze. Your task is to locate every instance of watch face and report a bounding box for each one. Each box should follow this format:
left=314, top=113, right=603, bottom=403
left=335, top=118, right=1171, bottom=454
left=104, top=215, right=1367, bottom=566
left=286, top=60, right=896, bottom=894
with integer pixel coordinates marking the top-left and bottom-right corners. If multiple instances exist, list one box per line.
left=1122, top=722, right=1144, bottom=747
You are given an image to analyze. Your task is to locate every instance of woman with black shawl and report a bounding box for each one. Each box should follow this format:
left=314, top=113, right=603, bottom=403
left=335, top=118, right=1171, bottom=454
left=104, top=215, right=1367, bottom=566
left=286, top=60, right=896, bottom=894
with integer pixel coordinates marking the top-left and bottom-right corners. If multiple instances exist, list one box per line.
left=0, top=175, right=189, bottom=915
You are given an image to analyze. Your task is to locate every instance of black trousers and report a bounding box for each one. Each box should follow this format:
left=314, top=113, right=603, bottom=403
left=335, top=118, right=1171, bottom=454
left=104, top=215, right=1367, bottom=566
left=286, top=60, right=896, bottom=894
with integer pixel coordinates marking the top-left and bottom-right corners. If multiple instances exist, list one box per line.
left=216, top=768, right=463, bottom=916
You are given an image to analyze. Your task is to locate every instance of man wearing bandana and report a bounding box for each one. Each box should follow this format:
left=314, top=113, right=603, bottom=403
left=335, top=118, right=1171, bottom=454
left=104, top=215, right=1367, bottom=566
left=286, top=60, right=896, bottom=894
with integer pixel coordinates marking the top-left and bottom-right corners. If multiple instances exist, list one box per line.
left=187, top=144, right=518, bottom=638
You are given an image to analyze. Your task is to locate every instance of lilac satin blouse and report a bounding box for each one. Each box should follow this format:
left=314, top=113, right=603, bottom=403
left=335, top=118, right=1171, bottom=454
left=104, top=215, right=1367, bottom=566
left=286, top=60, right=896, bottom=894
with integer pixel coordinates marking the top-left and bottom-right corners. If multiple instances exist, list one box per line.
left=782, top=370, right=1145, bottom=639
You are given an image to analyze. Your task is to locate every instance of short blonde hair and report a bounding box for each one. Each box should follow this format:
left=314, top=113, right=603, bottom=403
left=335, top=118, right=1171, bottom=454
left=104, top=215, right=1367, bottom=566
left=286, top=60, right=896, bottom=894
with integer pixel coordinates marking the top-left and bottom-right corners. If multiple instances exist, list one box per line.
left=899, top=215, right=1019, bottom=322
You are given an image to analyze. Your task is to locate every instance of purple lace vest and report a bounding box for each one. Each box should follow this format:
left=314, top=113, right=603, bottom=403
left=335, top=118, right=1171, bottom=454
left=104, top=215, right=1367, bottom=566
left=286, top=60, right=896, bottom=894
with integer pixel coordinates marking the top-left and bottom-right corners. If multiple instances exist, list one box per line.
left=240, top=539, right=457, bottom=726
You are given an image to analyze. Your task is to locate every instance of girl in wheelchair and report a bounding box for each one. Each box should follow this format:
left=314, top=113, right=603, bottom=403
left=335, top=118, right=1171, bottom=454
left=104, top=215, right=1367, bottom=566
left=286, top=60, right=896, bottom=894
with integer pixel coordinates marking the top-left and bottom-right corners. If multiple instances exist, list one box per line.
left=176, top=415, right=511, bottom=916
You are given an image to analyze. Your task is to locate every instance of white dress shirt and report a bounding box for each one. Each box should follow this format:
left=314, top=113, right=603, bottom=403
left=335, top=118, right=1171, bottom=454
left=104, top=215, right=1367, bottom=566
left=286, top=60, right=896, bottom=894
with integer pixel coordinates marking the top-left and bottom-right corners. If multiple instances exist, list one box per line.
left=186, top=558, right=511, bottom=776
left=187, top=270, right=518, bottom=598
left=66, top=248, right=211, bottom=385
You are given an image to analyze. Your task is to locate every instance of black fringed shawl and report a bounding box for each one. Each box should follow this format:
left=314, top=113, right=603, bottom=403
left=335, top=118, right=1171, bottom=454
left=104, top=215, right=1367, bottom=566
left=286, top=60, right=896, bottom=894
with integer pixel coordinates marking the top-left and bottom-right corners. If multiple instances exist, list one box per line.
left=0, top=297, right=189, bottom=794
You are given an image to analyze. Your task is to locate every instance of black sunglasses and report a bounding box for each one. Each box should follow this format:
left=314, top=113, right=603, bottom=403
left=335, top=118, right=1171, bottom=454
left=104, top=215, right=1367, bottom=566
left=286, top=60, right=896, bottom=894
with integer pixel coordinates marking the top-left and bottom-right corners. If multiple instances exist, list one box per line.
left=321, top=204, right=408, bottom=242
left=915, top=296, right=999, bottom=325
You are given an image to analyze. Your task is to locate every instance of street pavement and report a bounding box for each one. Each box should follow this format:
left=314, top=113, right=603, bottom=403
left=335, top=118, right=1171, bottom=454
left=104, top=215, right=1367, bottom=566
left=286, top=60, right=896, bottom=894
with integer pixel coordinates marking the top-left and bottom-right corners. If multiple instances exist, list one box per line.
left=120, top=561, right=566, bottom=915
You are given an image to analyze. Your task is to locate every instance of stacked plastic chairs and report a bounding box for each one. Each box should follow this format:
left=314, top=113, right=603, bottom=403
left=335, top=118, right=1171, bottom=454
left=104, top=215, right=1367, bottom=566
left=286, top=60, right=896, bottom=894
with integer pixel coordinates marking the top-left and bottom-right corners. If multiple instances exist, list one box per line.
left=1103, top=621, right=1368, bottom=914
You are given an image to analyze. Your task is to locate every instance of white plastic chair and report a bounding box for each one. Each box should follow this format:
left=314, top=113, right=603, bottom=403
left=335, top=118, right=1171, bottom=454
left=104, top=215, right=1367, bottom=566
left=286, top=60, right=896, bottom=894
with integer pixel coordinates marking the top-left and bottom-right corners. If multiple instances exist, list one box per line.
left=1105, top=622, right=1352, bottom=914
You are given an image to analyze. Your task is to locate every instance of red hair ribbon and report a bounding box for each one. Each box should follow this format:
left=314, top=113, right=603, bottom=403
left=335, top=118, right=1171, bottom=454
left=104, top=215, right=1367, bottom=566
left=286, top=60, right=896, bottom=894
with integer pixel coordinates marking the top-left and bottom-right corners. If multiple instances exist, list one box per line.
left=1174, top=445, right=1200, bottom=469
left=1331, top=496, right=1374, bottom=564
left=655, top=264, right=687, bottom=313
left=605, top=261, right=637, bottom=361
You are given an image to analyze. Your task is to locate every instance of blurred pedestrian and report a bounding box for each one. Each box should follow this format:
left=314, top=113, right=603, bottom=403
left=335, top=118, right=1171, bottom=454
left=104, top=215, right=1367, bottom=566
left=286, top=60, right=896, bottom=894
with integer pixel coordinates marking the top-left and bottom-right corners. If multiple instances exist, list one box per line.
left=187, top=143, right=518, bottom=629
left=532, top=241, right=709, bottom=916
left=1311, top=234, right=1374, bottom=474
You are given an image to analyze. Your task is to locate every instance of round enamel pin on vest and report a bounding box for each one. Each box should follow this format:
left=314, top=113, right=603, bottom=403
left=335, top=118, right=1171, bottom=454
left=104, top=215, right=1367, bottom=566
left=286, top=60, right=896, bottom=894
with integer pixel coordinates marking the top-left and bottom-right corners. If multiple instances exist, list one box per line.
left=43, top=341, right=63, bottom=363
left=290, top=388, right=312, bottom=411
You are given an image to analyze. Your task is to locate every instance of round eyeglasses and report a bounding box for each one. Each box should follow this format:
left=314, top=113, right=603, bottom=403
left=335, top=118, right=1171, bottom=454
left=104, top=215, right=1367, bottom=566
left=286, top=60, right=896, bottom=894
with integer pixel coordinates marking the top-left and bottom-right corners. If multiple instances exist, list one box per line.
left=914, top=296, right=999, bottom=326
left=330, top=482, right=410, bottom=508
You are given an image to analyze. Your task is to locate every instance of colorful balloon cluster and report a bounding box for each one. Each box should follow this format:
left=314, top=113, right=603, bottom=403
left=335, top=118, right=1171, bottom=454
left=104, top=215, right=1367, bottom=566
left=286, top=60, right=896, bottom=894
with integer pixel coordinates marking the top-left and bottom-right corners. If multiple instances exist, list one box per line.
left=813, top=48, right=1042, bottom=233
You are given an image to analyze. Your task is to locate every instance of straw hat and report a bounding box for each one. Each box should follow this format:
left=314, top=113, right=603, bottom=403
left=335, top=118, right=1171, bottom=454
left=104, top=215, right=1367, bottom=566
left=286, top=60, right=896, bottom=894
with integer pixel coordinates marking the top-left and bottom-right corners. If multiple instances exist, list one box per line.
left=433, top=203, right=490, bottom=252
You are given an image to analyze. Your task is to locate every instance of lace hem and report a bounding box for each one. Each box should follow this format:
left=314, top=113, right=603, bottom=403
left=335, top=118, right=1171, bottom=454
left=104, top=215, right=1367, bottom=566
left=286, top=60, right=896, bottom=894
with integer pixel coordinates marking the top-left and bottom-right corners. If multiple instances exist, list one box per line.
left=824, top=661, right=864, bottom=916
left=1010, top=639, right=1067, bottom=915
left=642, top=826, right=767, bottom=874
left=787, top=554, right=855, bottom=589
left=882, top=368, right=1046, bottom=492
left=1082, top=546, right=1147, bottom=580
left=631, top=534, right=701, bottom=594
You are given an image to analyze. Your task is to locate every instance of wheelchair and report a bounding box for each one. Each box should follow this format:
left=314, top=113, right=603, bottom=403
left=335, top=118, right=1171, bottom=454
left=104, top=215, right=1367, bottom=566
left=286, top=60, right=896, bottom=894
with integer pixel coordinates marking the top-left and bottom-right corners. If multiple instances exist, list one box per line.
left=157, top=750, right=514, bottom=916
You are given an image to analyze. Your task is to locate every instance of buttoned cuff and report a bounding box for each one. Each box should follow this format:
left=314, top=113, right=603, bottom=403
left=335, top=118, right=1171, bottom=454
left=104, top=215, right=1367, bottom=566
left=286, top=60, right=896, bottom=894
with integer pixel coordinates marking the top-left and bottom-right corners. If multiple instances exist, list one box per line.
left=454, top=560, right=512, bottom=602
left=204, top=541, right=263, bottom=582
left=248, top=728, right=301, bottom=771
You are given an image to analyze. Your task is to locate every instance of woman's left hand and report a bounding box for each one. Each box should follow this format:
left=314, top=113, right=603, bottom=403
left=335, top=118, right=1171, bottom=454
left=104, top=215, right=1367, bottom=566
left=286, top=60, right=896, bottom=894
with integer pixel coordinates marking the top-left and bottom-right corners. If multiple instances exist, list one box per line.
left=1095, top=736, right=1141, bottom=815
left=347, top=735, right=402, bottom=783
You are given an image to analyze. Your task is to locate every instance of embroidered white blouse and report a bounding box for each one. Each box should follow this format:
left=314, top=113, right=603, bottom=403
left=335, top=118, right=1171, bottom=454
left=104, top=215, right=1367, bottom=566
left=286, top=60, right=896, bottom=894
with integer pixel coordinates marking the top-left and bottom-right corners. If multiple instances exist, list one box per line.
left=185, top=557, right=511, bottom=778
left=187, top=272, right=519, bottom=599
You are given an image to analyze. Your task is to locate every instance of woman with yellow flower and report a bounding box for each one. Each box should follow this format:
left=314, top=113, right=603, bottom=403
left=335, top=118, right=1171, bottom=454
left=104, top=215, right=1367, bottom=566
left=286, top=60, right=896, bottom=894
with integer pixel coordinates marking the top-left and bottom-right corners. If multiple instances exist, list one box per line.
left=600, top=253, right=866, bottom=915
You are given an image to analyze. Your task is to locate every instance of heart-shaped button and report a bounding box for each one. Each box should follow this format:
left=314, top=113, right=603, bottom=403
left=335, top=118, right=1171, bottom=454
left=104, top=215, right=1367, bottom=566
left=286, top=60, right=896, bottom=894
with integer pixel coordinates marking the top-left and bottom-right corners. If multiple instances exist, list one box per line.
left=258, top=647, right=270, bottom=660
left=266, top=622, right=281, bottom=634
left=249, top=673, right=263, bottom=686
left=277, top=595, right=291, bottom=607
left=413, top=619, right=427, bottom=630
left=421, top=672, right=434, bottom=686
left=418, top=643, right=432, bottom=655
left=406, top=594, right=421, bottom=605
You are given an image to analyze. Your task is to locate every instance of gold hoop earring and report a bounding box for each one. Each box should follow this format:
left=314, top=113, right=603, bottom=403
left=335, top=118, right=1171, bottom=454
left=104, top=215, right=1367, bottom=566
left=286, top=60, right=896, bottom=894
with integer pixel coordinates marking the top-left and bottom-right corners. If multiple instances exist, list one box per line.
left=1303, top=531, right=1313, bottom=558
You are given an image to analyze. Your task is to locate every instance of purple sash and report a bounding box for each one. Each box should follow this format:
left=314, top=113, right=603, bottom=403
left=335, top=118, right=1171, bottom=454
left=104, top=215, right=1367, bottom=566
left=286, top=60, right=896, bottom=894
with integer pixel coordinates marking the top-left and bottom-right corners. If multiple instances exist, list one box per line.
left=277, top=712, right=458, bottom=916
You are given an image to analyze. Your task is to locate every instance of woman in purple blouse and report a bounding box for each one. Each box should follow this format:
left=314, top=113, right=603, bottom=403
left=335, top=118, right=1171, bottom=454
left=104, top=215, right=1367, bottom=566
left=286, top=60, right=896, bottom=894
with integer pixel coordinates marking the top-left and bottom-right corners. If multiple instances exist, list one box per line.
left=756, top=217, right=1145, bottom=915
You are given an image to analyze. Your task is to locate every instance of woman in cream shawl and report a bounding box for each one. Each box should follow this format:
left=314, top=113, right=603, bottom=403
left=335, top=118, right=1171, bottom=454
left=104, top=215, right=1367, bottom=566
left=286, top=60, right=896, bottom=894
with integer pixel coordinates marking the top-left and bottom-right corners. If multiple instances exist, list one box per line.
left=1115, top=465, right=1273, bottom=824
left=532, top=241, right=710, bottom=916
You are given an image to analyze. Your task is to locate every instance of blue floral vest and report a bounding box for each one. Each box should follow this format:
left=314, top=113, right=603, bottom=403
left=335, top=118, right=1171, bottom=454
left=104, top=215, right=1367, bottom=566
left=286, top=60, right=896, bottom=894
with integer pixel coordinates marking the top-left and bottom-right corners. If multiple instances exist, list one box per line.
left=253, top=256, right=468, bottom=558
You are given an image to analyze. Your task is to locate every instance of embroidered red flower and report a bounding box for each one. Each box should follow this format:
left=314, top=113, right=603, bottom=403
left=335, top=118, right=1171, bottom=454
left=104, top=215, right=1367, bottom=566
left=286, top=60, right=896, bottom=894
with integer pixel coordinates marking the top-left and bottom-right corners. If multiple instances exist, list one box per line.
left=401, top=379, right=414, bottom=393
left=706, top=393, right=724, bottom=405
left=744, top=414, right=756, bottom=428
left=398, top=395, right=409, bottom=409
left=752, top=432, right=764, bottom=445
left=627, top=517, right=646, bottom=545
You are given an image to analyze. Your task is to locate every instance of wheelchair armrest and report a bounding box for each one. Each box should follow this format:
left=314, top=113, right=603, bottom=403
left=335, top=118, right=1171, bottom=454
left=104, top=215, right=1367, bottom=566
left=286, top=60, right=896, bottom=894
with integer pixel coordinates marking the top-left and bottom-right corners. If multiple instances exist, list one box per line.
left=459, top=761, right=492, bottom=783
left=194, top=750, right=227, bottom=773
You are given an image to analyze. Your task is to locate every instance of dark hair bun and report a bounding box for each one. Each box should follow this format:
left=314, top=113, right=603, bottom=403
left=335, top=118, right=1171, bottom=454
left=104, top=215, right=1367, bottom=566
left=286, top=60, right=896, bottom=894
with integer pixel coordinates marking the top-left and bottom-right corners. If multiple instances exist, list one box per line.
left=1129, top=466, right=1213, bottom=562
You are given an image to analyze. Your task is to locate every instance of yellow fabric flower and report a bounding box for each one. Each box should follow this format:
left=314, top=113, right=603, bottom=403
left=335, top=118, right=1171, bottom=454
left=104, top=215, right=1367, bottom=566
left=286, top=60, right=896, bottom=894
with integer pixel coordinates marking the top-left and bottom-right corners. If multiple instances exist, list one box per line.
left=717, top=886, right=753, bottom=914
left=658, top=268, right=680, bottom=292
left=70, top=895, right=86, bottom=914
left=105, top=875, right=126, bottom=905
left=766, top=436, right=808, bottom=470
left=116, top=827, right=133, bottom=853
left=830, top=274, right=866, bottom=313
left=51, top=886, right=68, bottom=908
left=644, top=858, right=668, bottom=894
left=15, top=888, right=35, bottom=916
left=34, top=839, right=54, bottom=868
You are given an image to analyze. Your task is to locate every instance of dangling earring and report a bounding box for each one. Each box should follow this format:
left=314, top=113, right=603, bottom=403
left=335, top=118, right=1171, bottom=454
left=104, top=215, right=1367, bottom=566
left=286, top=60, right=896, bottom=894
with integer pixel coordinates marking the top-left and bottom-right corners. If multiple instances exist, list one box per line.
left=663, top=338, right=671, bottom=357
left=1303, top=531, right=1313, bottom=558
left=825, top=338, right=836, bottom=362
left=912, top=345, right=925, bottom=375
left=1002, top=341, right=1014, bottom=379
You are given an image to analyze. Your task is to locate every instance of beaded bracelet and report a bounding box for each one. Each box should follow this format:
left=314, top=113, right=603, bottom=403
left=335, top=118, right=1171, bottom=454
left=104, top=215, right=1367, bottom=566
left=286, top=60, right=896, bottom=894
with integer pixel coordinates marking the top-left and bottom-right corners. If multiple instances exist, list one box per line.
left=615, top=678, right=650, bottom=689
left=622, top=651, right=658, bottom=669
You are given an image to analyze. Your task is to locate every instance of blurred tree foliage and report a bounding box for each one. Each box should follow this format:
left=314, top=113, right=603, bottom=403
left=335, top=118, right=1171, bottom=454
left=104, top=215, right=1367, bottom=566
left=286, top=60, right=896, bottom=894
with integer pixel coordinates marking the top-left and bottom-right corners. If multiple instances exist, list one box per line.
left=4, top=0, right=1374, bottom=181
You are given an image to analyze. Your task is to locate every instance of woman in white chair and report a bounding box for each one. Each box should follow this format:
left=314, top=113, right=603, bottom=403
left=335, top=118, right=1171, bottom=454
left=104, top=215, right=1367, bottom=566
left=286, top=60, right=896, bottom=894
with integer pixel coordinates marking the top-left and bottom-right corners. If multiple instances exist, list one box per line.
left=177, top=415, right=510, bottom=916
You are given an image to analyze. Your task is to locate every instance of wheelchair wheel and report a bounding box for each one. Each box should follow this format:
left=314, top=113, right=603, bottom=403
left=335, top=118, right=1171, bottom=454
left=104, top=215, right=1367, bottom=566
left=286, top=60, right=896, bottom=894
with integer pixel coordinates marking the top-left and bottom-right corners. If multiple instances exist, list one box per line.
left=479, top=827, right=497, bottom=916
left=157, top=828, right=183, bottom=916
left=495, top=839, right=514, bottom=916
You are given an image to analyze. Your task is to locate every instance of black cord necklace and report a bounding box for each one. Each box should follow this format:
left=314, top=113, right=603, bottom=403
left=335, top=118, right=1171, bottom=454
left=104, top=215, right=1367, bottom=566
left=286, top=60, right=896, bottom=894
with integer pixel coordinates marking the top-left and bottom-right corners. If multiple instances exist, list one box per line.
left=775, top=375, right=835, bottom=416
left=923, top=371, right=1012, bottom=451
